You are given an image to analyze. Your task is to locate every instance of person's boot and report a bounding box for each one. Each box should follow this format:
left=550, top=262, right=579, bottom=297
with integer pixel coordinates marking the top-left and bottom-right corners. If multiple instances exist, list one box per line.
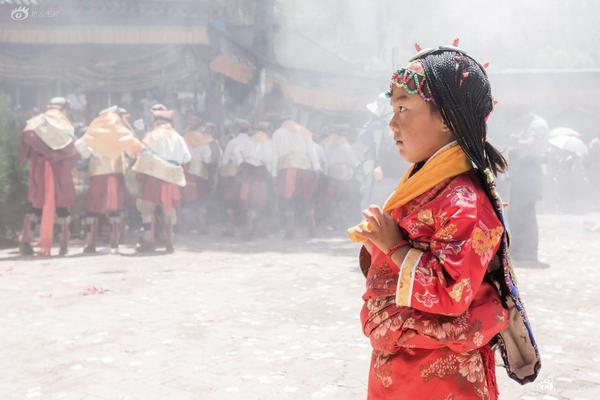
left=58, top=217, right=71, bottom=256
left=109, top=215, right=121, bottom=254
left=221, top=209, right=235, bottom=237
left=243, top=210, right=258, bottom=240
left=19, top=213, right=37, bottom=256
left=284, top=210, right=295, bottom=239
left=198, top=205, right=210, bottom=235
left=136, top=222, right=155, bottom=253
left=306, top=208, right=316, bottom=238
left=83, top=217, right=98, bottom=254
left=164, top=216, right=175, bottom=253
left=179, top=205, right=191, bottom=234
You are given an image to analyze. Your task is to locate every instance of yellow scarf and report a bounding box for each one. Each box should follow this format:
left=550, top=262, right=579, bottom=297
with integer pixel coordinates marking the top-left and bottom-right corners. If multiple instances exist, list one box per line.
left=82, top=111, right=141, bottom=160
left=348, top=142, right=473, bottom=242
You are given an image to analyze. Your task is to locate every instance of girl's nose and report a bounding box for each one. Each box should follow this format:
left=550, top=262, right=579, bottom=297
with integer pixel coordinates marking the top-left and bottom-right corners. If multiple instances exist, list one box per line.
left=389, top=113, right=399, bottom=132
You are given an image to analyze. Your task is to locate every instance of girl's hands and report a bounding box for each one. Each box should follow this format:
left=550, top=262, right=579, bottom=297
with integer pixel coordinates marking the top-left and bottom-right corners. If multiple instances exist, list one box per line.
left=356, top=205, right=404, bottom=254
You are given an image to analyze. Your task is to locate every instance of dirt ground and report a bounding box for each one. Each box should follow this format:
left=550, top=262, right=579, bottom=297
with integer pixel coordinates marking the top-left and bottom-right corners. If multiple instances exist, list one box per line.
left=0, top=213, right=599, bottom=400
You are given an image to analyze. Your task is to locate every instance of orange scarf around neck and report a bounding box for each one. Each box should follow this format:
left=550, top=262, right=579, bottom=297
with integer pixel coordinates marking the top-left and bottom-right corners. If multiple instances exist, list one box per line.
left=348, top=143, right=472, bottom=242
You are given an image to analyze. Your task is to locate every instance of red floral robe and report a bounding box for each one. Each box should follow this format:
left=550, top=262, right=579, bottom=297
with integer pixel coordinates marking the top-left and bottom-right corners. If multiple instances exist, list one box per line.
left=361, top=171, right=510, bottom=400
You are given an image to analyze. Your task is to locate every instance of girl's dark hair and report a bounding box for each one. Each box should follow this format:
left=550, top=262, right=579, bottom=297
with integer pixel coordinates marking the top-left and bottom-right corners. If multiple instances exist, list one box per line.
left=417, top=51, right=507, bottom=176
left=418, top=50, right=511, bottom=302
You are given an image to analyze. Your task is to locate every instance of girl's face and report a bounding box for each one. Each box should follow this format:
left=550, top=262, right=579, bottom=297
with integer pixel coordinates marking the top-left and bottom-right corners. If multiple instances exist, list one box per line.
left=388, top=83, right=454, bottom=163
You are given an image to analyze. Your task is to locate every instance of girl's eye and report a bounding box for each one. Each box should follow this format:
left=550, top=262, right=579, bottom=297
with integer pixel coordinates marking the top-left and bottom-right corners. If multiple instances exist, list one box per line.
left=396, top=106, right=407, bottom=113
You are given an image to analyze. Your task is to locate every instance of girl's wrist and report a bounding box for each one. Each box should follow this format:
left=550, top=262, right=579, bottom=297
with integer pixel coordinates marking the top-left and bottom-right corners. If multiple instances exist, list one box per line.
left=385, top=238, right=409, bottom=260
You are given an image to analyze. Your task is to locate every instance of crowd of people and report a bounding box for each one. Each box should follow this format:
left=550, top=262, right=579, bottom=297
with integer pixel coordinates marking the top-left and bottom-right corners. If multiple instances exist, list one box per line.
left=16, top=94, right=406, bottom=256
left=13, top=90, right=600, bottom=258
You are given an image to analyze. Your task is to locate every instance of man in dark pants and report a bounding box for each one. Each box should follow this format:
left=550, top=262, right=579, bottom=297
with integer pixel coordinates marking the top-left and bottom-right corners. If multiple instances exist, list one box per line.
left=508, top=113, right=550, bottom=268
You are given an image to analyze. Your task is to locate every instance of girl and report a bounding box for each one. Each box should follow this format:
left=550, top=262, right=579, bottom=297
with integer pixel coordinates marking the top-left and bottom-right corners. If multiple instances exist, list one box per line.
left=349, top=45, right=541, bottom=399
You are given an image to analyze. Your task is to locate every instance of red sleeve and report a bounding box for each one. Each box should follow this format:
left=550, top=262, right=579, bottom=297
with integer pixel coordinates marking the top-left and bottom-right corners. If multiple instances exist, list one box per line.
left=395, top=183, right=504, bottom=316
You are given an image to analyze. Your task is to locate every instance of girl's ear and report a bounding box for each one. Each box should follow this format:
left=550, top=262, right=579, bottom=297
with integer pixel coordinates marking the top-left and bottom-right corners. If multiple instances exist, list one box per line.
left=440, top=119, right=455, bottom=140
left=441, top=121, right=450, bottom=133
left=440, top=118, right=453, bottom=137
left=433, top=107, right=452, bottom=135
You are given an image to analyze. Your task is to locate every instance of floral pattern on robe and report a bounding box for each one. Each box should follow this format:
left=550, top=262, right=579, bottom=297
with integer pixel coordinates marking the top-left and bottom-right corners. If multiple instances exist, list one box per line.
left=361, top=171, right=509, bottom=400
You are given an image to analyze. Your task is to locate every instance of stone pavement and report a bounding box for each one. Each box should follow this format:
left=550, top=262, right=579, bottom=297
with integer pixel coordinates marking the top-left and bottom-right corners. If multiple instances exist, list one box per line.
left=0, top=213, right=598, bottom=400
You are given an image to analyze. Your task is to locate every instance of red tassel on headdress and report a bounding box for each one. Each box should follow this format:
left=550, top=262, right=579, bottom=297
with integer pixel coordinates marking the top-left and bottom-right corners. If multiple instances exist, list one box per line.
left=453, top=38, right=460, bottom=47
left=483, top=62, right=491, bottom=69
left=459, top=71, right=470, bottom=87
left=414, top=43, right=422, bottom=52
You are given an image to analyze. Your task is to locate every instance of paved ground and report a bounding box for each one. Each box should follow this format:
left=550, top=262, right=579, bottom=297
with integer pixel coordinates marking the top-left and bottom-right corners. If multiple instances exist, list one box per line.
left=0, top=213, right=599, bottom=400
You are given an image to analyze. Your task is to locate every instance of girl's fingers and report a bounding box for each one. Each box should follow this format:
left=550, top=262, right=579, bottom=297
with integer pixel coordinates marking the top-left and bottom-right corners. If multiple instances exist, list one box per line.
left=362, top=210, right=381, bottom=228
left=357, top=228, right=374, bottom=240
left=368, top=205, right=384, bottom=224
left=363, top=208, right=383, bottom=226
left=382, top=212, right=395, bottom=227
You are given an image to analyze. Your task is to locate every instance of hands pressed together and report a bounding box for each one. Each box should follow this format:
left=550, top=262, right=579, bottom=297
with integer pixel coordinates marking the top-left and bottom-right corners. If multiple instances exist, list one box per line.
left=356, top=205, right=405, bottom=255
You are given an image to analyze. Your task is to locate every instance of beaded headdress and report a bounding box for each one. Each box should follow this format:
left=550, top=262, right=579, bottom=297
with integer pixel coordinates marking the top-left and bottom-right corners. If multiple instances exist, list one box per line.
left=385, top=60, right=434, bottom=103
left=386, top=39, right=491, bottom=106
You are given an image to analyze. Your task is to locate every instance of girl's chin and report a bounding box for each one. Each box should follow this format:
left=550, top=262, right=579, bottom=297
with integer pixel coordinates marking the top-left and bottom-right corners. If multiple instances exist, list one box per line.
left=397, top=147, right=423, bottom=164
left=396, top=146, right=410, bottom=161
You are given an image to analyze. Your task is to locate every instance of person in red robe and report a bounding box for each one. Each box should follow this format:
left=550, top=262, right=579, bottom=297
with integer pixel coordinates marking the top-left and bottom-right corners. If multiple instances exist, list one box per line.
left=320, top=124, right=361, bottom=228
left=134, top=104, right=191, bottom=253
left=237, top=122, right=276, bottom=238
left=75, top=106, right=141, bottom=254
left=348, top=45, right=540, bottom=399
left=18, top=97, right=80, bottom=256
left=218, top=119, right=251, bottom=236
left=182, top=119, right=220, bottom=234
left=272, top=120, right=322, bottom=238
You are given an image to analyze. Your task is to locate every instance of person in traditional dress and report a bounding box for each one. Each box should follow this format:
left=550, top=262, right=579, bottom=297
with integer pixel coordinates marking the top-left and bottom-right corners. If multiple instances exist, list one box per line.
left=320, top=124, right=361, bottom=228
left=18, top=97, right=80, bottom=256
left=134, top=104, right=191, bottom=252
left=272, top=120, right=322, bottom=238
left=507, top=113, right=549, bottom=267
left=182, top=118, right=221, bottom=233
left=237, top=122, right=277, bottom=238
left=348, top=45, right=541, bottom=399
left=218, top=119, right=252, bottom=236
left=75, top=106, right=141, bottom=254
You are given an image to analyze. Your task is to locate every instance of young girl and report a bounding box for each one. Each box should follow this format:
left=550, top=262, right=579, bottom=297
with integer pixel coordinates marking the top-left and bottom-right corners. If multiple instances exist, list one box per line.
left=349, top=45, right=541, bottom=399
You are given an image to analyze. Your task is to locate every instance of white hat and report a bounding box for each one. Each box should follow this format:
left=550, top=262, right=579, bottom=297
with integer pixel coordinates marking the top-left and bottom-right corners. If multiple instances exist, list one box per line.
left=47, top=97, right=68, bottom=108
left=150, top=103, right=167, bottom=112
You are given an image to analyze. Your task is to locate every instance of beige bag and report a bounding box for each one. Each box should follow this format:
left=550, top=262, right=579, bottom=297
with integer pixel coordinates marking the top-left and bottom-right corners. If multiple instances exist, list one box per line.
left=26, top=109, right=74, bottom=150
left=132, top=151, right=186, bottom=187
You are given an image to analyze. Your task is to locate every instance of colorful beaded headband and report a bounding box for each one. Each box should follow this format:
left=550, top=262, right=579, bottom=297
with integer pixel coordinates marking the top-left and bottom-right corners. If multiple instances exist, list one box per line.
left=385, top=60, right=434, bottom=103
left=386, top=39, right=491, bottom=104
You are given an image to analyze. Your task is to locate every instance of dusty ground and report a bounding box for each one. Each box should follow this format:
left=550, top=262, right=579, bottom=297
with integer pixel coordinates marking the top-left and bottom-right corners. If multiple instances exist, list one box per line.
left=0, top=213, right=599, bottom=400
